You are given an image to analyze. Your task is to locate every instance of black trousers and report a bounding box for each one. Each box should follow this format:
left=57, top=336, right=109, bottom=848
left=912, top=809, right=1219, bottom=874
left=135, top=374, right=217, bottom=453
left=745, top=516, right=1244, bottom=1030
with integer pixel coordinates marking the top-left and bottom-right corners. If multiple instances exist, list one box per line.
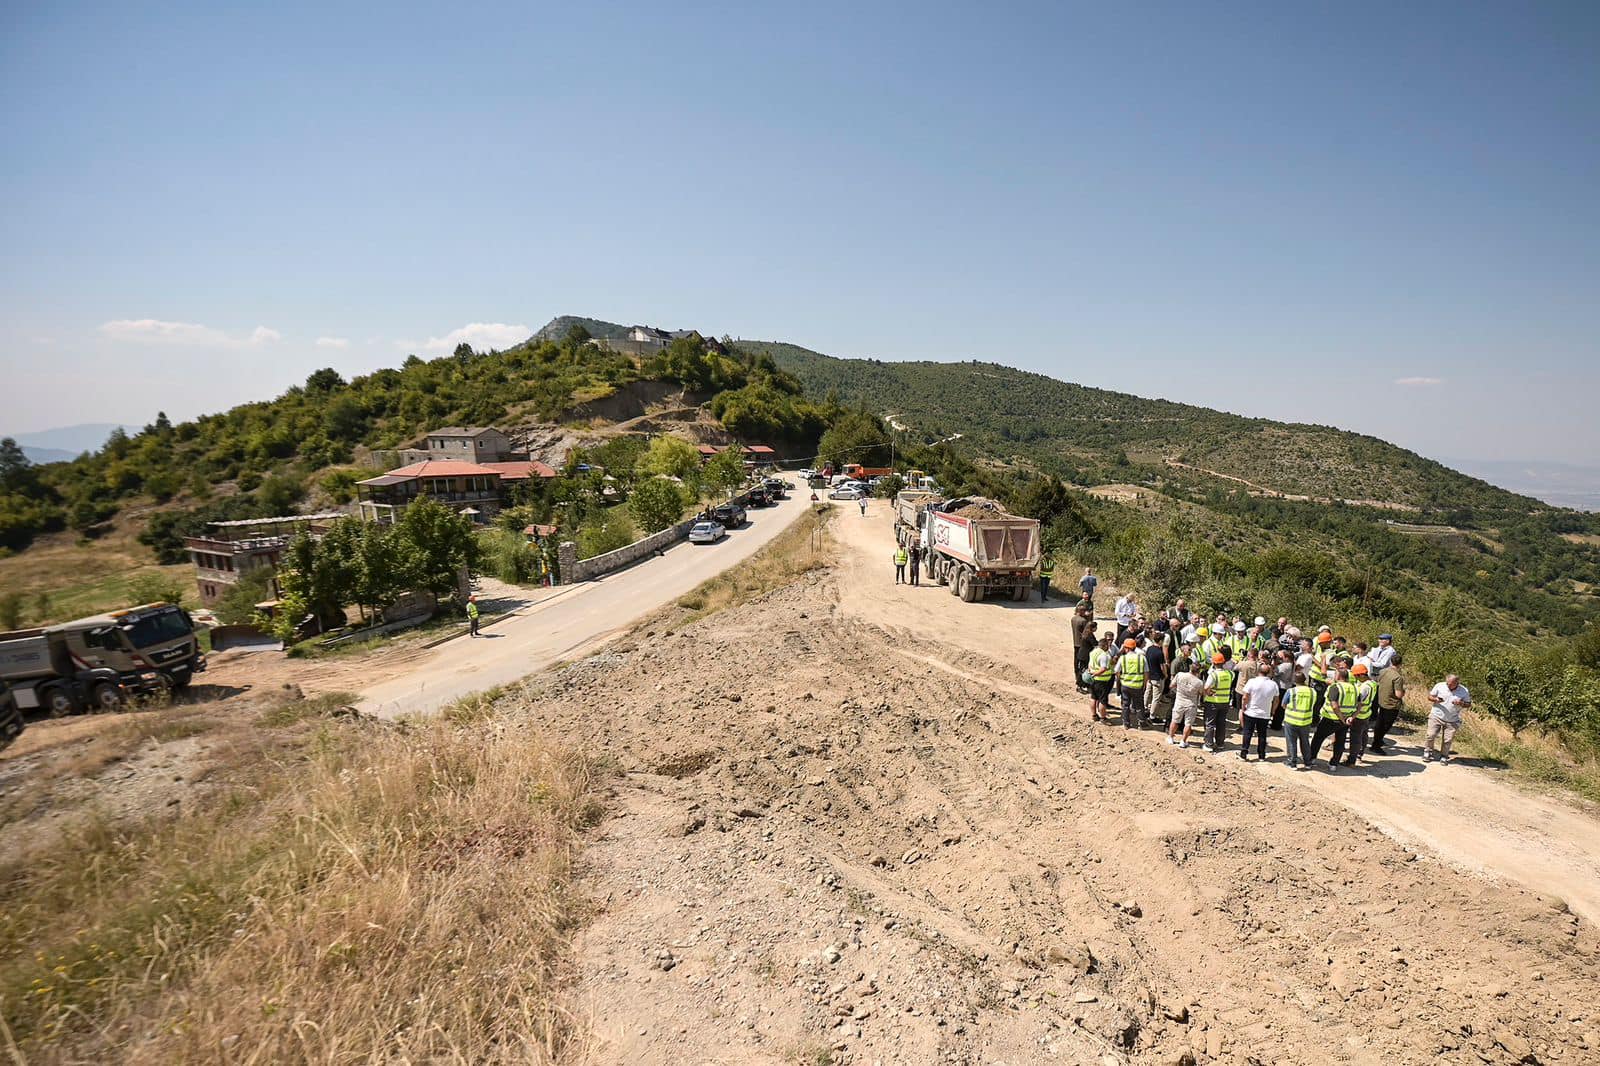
left=1040, top=576, right=1051, bottom=601
left=895, top=564, right=905, bottom=583
left=1074, top=641, right=1091, bottom=687
left=909, top=565, right=920, bottom=586
left=1203, top=701, right=1229, bottom=748
left=1372, top=704, right=1401, bottom=748
left=1241, top=716, right=1270, bottom=758
left=1310, top=717, right=1348, bottom=765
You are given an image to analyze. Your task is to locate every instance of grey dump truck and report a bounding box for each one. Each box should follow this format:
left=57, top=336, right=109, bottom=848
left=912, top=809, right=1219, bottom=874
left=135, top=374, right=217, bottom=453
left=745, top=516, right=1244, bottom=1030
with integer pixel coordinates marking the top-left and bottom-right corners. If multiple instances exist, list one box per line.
left=0, top=602, right=203, bottom=716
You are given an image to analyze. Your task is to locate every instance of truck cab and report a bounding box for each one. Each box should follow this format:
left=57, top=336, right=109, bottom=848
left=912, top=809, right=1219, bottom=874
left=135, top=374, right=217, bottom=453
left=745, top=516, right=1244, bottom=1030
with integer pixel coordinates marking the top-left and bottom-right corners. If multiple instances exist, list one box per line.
left=55, top=602, right=206, bottom=689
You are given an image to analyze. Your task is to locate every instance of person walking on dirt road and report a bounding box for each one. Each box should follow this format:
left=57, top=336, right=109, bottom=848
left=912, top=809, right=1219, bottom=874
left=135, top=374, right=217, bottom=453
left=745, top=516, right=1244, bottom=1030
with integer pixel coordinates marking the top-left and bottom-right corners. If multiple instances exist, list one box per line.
left=1072, top=605, right=1096, bottom=693
left=1089, top=633, right=1115, bottom=722
left=1424, top=674, right=1471, bottom=764
left=1370, top=652, right=1406, bottom=754
left=1079, top=567, right=1098, bottom=607
left=1168, top=660, right=1202, bottom=748
left=858, top=496, right=868, bottom=516
left=466, top=595, right=480, bottom=637
left=894, top=545, right=907, bottom=584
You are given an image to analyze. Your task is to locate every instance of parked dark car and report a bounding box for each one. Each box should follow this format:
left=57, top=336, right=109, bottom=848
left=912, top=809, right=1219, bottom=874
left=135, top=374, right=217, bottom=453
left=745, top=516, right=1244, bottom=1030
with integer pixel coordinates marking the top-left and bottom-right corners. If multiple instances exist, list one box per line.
left=711, top=502, right=746, bottom=527
left=747, top=486, right=771, bottom=506
left=763, top=477, right=788, bottom=497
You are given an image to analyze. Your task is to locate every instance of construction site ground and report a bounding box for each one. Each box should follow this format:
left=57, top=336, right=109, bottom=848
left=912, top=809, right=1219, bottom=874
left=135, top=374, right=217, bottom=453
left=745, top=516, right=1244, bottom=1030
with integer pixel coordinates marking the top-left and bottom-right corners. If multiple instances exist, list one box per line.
left=5, top=498, right=1599, bottom=1064
left=497, top=499, right=1599, bottom=1064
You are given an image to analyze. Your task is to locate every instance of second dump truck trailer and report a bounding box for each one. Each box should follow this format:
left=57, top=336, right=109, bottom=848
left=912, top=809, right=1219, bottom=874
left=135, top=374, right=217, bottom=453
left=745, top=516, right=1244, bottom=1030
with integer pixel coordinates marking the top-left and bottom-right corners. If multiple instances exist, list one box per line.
left=893, top=492, right=1041, bottom=602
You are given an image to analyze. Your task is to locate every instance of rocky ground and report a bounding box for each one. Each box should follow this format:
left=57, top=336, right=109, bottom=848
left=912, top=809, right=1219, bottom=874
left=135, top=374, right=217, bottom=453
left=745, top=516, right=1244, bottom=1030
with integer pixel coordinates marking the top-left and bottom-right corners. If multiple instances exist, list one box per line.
left=502, top=571, right=1600, bottom=1065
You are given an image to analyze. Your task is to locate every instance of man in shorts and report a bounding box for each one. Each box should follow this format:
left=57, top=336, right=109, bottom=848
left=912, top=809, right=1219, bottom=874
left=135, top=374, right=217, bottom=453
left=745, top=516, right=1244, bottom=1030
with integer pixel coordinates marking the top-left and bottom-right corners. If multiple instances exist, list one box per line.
left=1088, top=632, right=1116, bottom=723
left=1167, top=660, right=1203, bottom=748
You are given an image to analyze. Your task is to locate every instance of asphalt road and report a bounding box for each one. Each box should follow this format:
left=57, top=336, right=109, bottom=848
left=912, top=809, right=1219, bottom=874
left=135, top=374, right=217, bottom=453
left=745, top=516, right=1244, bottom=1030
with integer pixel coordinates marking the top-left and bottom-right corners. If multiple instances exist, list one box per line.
left=356, top=489, right=815, bottom=719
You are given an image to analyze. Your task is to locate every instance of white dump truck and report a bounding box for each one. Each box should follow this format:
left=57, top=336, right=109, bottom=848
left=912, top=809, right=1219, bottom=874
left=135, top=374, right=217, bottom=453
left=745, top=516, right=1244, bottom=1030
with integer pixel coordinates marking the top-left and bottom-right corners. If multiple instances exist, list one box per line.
left=0, top=602, right=202, bottom=715
left=894, top=493, right=1041, bottom=602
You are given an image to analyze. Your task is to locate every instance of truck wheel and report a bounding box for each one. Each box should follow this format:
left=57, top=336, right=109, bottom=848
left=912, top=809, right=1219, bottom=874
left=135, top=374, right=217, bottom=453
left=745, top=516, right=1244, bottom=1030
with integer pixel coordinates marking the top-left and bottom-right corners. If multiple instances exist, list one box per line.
left=960, top=573, right=981, bottom=602
left=45, top=687, right=75, bottom=718
left=950, top=569, right=964, bottom=597
left=91, top=683, right=123, bottom=713
left=1014, top=584, right=1029, bottom=602
left=167, top=670, right=192, bottom=691
left=934, top=560, right=949, bottom=586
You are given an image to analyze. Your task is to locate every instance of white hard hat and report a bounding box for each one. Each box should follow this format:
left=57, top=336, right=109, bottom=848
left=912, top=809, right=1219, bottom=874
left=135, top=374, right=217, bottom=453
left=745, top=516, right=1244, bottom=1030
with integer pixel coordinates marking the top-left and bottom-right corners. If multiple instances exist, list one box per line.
left=1233, top=621, right=1246, bottom=632
left=1254, top=616, right=1266, bottom=626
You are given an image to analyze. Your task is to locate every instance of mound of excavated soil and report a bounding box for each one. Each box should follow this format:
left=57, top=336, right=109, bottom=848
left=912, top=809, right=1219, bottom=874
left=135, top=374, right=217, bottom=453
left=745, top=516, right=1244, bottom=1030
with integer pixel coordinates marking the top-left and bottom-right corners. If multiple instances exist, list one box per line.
left=505, top=574, right=1600, bottom=1065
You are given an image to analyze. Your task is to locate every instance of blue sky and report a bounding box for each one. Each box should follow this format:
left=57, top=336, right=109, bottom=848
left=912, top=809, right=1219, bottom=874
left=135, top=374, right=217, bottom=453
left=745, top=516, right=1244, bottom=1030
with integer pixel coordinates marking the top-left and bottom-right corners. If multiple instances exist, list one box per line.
left=2, top=1, right=1596, bottom=464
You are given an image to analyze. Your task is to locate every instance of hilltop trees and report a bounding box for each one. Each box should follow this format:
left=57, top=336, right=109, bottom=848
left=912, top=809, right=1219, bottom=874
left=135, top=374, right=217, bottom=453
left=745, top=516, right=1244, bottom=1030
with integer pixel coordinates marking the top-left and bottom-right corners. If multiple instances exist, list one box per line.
left=816, top=410, right=891, bottom=469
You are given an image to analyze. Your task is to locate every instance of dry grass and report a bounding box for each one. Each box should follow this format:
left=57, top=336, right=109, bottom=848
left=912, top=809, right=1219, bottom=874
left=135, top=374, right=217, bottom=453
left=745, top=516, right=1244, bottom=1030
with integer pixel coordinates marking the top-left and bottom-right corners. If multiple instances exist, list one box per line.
left=669, top=504, right=833, bottom=627
left=0, top=689, right=602, bottom=1064
left=1450, top=710, right=1600, bottom=805
left=0, top=516, right=193, bottom=625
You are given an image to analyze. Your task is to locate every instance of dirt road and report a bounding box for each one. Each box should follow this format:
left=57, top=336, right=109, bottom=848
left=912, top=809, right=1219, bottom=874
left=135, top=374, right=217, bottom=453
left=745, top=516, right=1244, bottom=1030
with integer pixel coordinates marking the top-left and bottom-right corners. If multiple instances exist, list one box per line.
left=354, top=489, right=814, bottom=718
left=829, top=501, right=1600, bottom=929
left=493, top=501, right=1599, bottom=1064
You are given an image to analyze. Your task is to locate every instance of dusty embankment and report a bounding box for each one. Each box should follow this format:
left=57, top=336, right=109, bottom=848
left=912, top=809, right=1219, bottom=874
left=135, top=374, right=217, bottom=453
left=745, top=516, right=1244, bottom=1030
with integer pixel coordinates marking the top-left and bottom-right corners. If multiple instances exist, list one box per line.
left=495, top=528, right=1600, bottom=1064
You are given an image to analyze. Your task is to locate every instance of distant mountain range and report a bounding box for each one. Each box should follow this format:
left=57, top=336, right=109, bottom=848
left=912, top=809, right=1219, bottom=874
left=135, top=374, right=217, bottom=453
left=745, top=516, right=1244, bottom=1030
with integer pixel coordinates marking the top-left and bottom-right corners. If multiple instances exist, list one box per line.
left=1438, top=457, right=1600, bottom=513
left=7, top=423, right=135, bottom=465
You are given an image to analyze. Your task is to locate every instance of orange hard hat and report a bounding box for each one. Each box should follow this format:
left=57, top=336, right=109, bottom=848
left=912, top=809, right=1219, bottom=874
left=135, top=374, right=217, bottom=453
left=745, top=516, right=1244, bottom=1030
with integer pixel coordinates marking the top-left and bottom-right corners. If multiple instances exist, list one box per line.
left=1315, top=632, right=1333, bottom=644
left=1123, top=639, right=1137, bottom=650
left=1351, top=663, right=1369, bottom=676
left=1211, top=652, right=1226, bottom=663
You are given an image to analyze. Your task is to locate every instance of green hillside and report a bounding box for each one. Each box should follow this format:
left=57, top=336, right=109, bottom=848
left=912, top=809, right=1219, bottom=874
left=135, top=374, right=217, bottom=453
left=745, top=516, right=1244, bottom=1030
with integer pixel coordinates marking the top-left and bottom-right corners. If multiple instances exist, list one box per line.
left=745, top=340, right=1599, bottom=636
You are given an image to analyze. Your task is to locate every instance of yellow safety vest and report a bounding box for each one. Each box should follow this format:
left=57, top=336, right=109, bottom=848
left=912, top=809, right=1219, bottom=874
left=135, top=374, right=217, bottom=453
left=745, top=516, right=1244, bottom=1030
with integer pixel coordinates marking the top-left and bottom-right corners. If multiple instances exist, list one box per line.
left=1354, top=680, right=1376, bottom=720
left=466, top=602, right=479, bottom=619
left=1204, top=667, right=1234, bottom=705
left=1090, top=648, right=1113, bottom=681
left=1324, top=680, right=1358, bottom=720
left=894, top=548, right=907, bottom=565
left=1039, top=558, right=1055, bottom=577
left=1118, top=652, right=1146, bottom=689
left=1284, top=685, right=1315, bottom=728
left=1308, top=651, right=1330, bottom=682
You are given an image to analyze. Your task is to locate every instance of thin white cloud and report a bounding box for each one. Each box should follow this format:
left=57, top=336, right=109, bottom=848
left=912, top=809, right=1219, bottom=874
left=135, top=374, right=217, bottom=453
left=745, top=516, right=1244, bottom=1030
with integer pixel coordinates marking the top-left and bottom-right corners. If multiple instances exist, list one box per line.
left=1394, top=376, right=1443, bottom=387
left=315, top=336, right=350, bottom=349
left=99, top=319, right=282, bottom=347
left=407, top=322, right=531, bottom=355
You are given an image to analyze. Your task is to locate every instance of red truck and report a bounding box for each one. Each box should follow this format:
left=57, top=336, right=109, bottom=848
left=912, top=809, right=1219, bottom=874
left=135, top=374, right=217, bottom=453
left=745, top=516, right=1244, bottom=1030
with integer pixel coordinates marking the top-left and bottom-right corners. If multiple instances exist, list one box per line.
left=842, top=463, right=893, bottom=482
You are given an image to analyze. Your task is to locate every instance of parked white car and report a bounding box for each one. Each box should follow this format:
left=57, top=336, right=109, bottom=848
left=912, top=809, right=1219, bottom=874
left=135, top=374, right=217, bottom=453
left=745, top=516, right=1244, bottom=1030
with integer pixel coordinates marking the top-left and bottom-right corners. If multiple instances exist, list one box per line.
left=829, top=486, right=864, bottom=501
left=798, top=467, right=817, bottom=479
left=687, top=521, right=726, bottom=544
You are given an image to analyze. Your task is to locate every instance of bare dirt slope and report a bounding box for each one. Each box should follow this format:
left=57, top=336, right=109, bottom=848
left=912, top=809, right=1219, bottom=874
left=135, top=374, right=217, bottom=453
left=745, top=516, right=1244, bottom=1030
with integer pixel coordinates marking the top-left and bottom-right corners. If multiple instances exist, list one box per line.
left=833, top=500, right=1600, bottom=930
left=498, top=515, right=1599, bottom=1064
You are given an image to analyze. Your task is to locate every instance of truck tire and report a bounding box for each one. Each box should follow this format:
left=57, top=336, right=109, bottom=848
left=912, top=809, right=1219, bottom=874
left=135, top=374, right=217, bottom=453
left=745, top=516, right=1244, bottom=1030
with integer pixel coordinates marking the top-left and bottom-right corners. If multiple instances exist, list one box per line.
left=950, top=568, right=964, bottom=597
left=91, top=683, right=123, bottom=713
left=45, top=686, right=75, bottom=718
left=1013, top=583, right=1029, bottom=602
left=960, top=573, right=981, bottom=602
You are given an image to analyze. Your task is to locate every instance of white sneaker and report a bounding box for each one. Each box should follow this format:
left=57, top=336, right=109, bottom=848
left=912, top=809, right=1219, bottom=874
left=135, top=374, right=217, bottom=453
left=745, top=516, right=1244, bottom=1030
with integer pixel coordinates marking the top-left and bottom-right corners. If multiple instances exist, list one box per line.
left=1167, top=736, right=1178, bottom=746
left=1202, top=744, right=1214, bottom=753
left=1179, top=740, right=1189, bottom=749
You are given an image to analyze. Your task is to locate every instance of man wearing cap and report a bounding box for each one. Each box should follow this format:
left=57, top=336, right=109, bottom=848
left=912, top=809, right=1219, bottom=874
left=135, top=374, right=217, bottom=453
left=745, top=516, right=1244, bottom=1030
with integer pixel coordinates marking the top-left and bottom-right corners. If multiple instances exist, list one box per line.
left=1368, top=633, right=1397, bottom=676
left=1308, top=632, right=1334, bottom=710
left=1088, top=633, right=1116, bottom=722
left=1345, top=663, right=1378, bottom=765
left=1201, top=650, right=1235, bottom=753
left=1115, top=637, right=1147, bottom=730
left=1371, top=652, right=1406, bottom=755
left=466, top=594, right=480, bottom=637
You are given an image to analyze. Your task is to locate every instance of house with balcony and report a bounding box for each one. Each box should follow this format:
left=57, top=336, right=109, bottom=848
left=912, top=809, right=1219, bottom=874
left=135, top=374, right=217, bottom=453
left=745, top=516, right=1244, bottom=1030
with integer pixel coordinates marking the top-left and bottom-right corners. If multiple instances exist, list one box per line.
left=185, top=512, right=345, bottom=607
left=354, top=458, right=558, bottom=524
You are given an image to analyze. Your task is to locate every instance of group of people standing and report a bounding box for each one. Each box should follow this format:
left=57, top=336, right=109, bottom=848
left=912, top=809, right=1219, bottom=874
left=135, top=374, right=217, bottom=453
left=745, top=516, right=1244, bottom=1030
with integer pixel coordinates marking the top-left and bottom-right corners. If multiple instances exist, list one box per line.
left=1069, top=581, right=1473, bottom=770
left=892, top=543, right=926, bottom=585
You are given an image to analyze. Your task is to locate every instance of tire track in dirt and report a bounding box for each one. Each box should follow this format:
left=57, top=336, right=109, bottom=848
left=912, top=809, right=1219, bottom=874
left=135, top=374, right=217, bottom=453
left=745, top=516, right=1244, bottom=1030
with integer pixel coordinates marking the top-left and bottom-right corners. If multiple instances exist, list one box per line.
left=500, top=571, right=1599, bottom=1065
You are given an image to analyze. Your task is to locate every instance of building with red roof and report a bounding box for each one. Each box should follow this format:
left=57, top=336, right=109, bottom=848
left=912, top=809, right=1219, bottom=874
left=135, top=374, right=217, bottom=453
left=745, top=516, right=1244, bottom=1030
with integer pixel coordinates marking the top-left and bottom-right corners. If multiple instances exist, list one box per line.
left=356, top=459, right=550, bottom=524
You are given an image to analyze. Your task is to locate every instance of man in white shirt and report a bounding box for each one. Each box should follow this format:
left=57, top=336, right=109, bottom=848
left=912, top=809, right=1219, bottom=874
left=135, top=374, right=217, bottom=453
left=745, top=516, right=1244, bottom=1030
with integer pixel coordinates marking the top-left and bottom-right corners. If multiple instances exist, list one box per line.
left=1239, top=669, right=1279, bottom=762
left=1424, top=675, right=1471, bottom=763
left=1368, top=634, right=1397, bottom=675
left=1115, top=594, right=1138, bottom=644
